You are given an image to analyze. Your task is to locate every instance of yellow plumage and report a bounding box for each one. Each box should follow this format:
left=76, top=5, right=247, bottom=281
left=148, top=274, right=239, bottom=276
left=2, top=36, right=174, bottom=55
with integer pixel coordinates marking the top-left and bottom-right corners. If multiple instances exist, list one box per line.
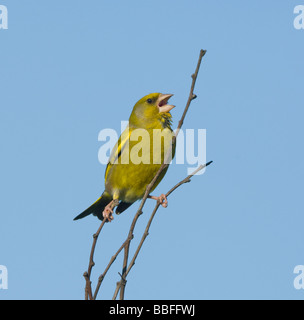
left=74, top=93, right=176, bottom=221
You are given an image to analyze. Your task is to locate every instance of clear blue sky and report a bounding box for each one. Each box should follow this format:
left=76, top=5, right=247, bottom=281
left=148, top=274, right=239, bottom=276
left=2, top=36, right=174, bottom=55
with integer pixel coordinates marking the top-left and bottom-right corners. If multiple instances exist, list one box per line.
left=1, top=1, right=304, bottom=300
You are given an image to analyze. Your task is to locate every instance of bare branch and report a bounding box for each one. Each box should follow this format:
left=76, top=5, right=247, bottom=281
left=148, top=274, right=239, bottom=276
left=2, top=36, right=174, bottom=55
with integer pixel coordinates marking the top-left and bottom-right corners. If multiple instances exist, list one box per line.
left=114, top=49, right=207, bottom=300
left=84, top=218, right=107, bottom=300
left=92, top=236, right=132, bottom=300
left=127, top=162, right=212, bottom=277
left=175, top=49, right=206, bottom=137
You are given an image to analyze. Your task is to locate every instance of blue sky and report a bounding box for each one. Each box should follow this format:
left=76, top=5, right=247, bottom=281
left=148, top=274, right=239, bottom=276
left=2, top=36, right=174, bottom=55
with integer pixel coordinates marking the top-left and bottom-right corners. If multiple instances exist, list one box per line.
left=1, top=1, right=304, bottom=300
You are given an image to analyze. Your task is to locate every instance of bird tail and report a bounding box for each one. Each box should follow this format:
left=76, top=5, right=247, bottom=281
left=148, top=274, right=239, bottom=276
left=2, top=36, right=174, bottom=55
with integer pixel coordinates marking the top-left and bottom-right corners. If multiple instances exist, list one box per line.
left=73, top=191, right=113, bottom=221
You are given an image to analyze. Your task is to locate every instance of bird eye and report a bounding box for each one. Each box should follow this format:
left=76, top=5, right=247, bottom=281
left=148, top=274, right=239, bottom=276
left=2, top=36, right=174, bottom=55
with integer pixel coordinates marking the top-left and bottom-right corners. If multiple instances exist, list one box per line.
left=147, top=98, right=153, bottom=104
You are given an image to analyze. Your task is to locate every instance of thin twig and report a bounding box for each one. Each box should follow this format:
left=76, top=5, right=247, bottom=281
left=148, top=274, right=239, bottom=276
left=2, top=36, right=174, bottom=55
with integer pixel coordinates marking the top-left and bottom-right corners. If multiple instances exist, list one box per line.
left=83, top=199, right=120, bottom=300
left=165, top=162, right=213, bottom=197
left=92, top=236, right=132, bottom=300
left=126, top=162, right=212, bottom=279
left=114, top=49, right=207, bottom=300
left=84, top=218, right=107, bottom=300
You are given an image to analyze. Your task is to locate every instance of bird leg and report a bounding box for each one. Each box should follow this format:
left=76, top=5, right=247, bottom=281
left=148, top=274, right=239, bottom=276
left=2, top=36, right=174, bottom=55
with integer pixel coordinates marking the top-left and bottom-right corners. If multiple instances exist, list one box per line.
left=102, top=199, right=119, bottom=222
left=148, top=194, right=168, bottom=208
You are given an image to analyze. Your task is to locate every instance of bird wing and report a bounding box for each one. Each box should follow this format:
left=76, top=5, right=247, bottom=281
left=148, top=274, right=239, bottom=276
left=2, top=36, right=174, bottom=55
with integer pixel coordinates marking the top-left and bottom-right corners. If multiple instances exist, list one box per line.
left=104, top=125, right=131, bottom=181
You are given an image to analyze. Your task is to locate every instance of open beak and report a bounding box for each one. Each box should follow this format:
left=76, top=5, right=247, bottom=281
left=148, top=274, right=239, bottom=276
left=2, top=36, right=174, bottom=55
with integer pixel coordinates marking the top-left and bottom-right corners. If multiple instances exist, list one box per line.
left=157, top=94, right=175, bottom=113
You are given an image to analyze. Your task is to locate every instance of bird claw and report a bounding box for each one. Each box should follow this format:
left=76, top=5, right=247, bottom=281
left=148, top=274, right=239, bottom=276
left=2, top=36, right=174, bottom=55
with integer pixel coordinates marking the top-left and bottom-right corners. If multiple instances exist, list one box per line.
left=148, top=194, right=168, bottom=208
left=158, top=194, right=168, bottom=208
left=102, top=205, right=114, bottom=222
left=102, top=199, right=120, bottom=222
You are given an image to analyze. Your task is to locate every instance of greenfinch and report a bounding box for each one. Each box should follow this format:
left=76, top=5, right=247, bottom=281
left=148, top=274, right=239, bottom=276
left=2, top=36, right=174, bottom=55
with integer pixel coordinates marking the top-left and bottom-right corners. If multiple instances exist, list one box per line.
left=74, top=93, right=176, bottom=221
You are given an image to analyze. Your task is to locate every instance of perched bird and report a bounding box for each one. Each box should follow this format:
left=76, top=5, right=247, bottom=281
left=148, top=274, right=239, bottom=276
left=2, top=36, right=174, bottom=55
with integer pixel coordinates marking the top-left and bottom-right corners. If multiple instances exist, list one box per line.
left=74, top=93, right=176, bottom=222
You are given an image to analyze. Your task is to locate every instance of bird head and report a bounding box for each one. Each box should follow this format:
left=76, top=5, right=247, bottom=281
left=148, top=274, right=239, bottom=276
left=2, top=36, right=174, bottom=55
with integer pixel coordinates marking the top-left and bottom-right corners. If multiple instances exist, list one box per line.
left=129, top=93, right=175, bottom=129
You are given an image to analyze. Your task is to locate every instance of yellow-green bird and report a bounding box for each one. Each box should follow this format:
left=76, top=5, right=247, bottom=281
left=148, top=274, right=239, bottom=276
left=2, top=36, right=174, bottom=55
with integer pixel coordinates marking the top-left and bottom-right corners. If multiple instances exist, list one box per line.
left=74, top=93, right=176, bottom=222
